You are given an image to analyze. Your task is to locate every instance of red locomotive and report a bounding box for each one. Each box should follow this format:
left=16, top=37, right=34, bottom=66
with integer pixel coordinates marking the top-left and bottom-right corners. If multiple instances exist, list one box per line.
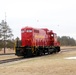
left=15, top=26, right=60, bottom=57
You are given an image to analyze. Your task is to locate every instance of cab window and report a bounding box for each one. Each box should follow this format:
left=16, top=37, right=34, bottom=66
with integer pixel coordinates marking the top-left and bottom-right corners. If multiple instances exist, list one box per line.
left=21, top=30, right=25, bottom=33
left=26, top=30, right=32, bottom=32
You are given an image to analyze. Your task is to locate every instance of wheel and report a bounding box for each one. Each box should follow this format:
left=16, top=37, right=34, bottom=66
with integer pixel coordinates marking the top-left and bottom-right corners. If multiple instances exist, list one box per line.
left=24, top=49, right=32, bottom=58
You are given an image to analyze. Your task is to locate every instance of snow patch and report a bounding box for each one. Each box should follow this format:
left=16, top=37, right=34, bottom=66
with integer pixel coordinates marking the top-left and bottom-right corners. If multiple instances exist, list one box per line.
left=65, top=56, right=76, bottom=59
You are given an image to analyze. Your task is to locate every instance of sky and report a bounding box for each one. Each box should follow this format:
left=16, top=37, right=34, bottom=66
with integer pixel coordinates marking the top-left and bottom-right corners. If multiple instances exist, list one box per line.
left=0, top=0, right=76, bottom=39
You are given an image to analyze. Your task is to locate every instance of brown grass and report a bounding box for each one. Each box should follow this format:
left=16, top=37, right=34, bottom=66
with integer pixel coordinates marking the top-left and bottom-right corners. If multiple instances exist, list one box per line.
left=61, top=46, right=76, bottom=49
left=0, top=48, right=15, bottom=54
left=0, top=49, right=76, bottom=75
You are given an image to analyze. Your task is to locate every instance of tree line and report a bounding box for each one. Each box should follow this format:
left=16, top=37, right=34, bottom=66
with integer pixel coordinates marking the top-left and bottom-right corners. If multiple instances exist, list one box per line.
left=58, top=36, right=76, bottom=46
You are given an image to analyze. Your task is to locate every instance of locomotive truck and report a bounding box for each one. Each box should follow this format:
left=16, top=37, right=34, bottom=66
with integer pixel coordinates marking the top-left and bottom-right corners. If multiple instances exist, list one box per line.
left=15, top=26, right=60, bottom=57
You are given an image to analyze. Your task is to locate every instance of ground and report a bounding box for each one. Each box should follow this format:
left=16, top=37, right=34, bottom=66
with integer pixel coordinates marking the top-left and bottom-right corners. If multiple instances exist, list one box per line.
left=0, top=46, right=76, bottom=75
left=0, top=48, right=15, bottom=54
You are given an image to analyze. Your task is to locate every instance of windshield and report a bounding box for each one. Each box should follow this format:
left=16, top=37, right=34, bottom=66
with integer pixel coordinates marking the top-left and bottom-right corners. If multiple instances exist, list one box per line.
left=21, top=29, right=32, bottom=33
left=26, top=30, right=32, bottom=32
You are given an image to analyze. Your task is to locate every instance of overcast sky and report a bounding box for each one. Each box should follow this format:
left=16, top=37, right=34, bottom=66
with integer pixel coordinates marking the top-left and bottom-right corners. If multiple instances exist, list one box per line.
left=0, top=0, right=76, bottom=39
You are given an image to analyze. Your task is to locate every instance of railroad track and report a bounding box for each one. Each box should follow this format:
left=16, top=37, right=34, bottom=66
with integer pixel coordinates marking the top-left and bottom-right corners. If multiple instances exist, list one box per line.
left=0, top=58, right=24, bottom=64
left=0, top=53, right=15, bottom=55
left=0, top=48, right=76, bottom=64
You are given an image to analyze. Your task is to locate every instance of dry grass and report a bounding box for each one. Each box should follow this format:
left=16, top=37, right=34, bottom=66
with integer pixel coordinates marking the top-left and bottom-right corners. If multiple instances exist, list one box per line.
left=0, top=48, right=15, bottom=54
left=0, top=48, right=16, bottom=60
left=0, top=55, right=18, bottom=60
left=61, top=46, right=76, bottom=49
left=0, top=49, right=76, bottom=75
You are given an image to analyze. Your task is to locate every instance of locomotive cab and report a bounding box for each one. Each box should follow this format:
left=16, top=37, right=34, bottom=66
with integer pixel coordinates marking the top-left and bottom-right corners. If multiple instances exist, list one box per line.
left=21, top=28, right=33, bottom=47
